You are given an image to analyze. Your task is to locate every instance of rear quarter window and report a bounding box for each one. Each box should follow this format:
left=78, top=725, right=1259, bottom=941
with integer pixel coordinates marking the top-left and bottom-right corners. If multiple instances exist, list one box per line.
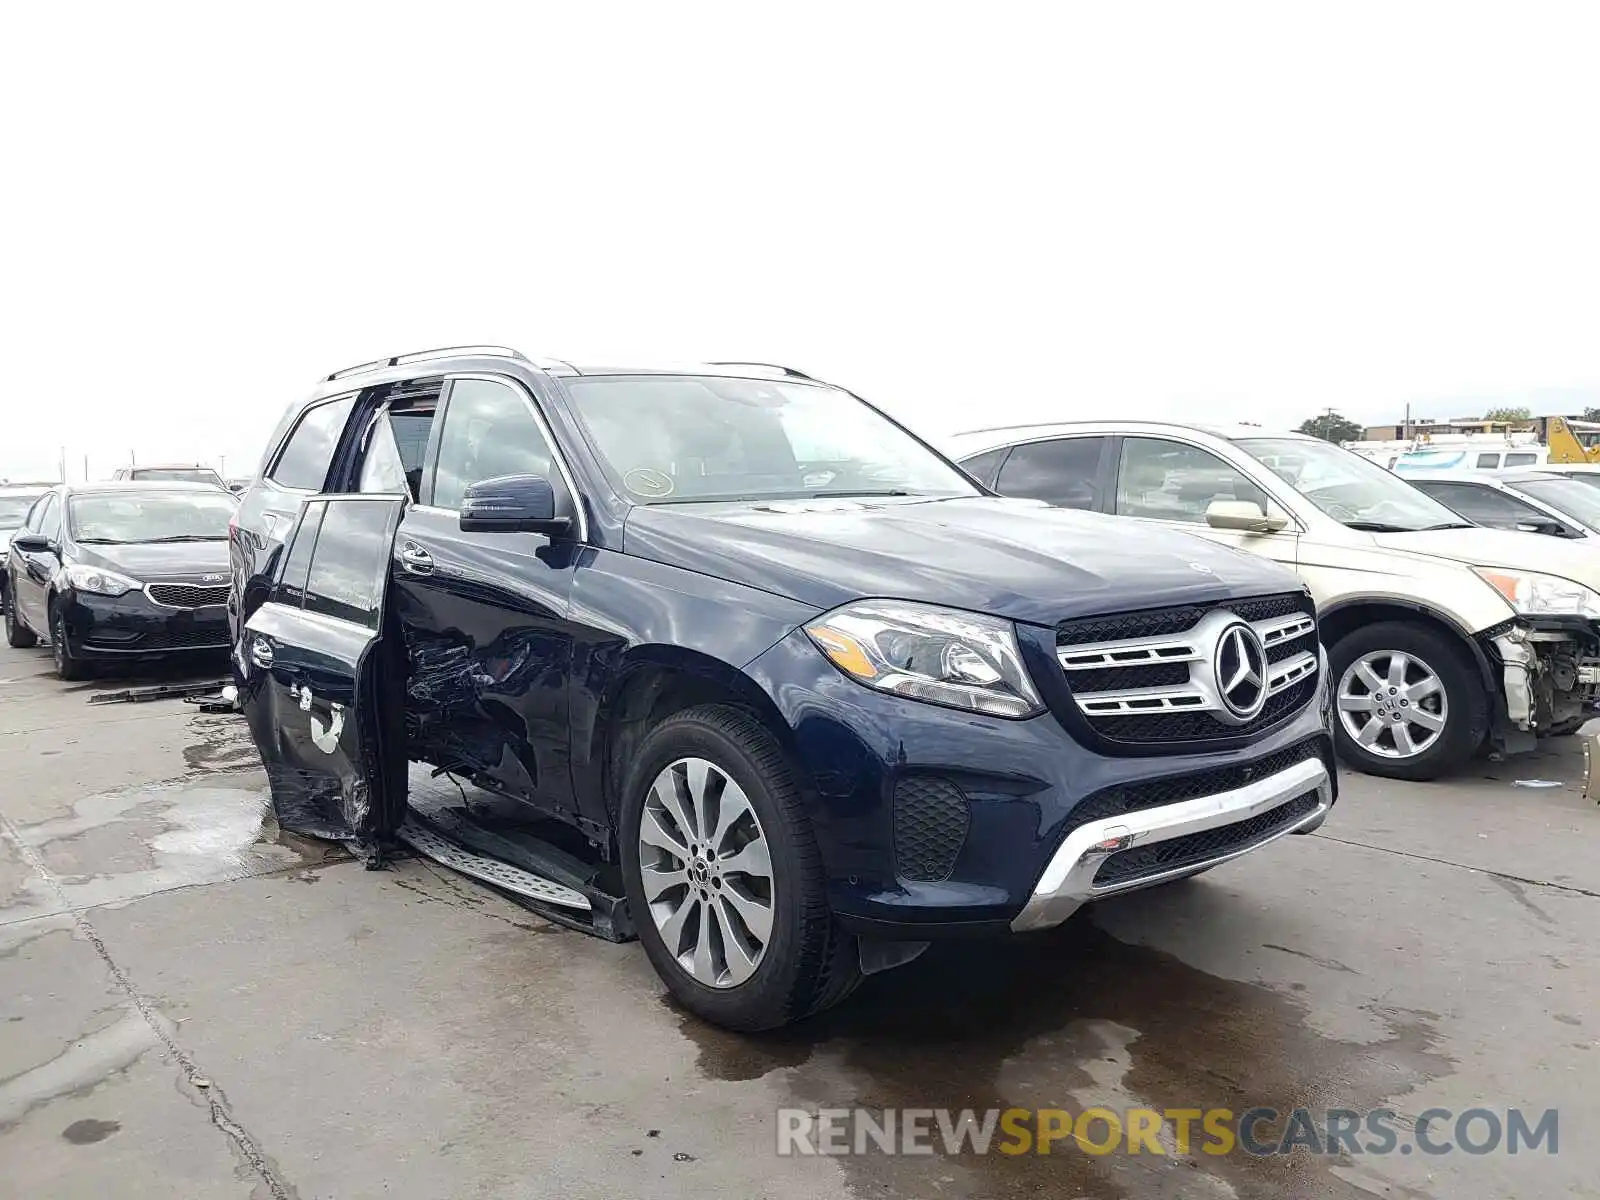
left=957, top=447, right=1009, bottom=487
left=269, top=396, right=357, bottom=491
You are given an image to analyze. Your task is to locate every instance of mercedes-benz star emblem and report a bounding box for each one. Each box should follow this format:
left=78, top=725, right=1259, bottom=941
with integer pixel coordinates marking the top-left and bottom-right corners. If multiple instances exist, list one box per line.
left=1214, top=622, right=1268, bottom=721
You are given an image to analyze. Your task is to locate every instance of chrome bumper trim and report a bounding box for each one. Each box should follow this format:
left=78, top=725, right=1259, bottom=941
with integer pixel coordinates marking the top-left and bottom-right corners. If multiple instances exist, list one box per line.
left=1010, top=756, right=1332, bottom=932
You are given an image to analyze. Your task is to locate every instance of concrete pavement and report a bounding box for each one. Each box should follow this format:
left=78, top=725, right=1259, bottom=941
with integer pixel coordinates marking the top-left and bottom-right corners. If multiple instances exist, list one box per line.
left=1, top=638, right=1596, bottom=1198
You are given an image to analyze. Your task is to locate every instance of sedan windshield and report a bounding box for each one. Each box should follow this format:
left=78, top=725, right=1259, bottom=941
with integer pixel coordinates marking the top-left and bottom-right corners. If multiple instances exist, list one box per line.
left=69, top=492, right=236, bottom=544
left=1236, top=438, right=1469, bottom=532
left=563, top=375, right=979, bottom=504
left=1506, top=476, right=1600, bottom=530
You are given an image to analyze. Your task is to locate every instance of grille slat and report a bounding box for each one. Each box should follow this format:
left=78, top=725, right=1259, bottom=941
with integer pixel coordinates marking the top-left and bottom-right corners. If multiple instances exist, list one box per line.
left=1089, top=677, right=1317, bottom=743
left=1092, top=791, right=1322, bottom=887
left=148, top=583, right=230, bottom=608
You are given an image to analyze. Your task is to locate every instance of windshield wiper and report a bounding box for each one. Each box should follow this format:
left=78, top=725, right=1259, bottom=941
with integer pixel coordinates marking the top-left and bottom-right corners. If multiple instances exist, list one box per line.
left=1342, top=521, right=1417, bottom=533
left=143, top=534, right=227, bottom=542
left=811, top=489, right=916, bottom=498
left=1419, top=522, right=1476, bottom=531
left=76, top=537, right=129, bottom=545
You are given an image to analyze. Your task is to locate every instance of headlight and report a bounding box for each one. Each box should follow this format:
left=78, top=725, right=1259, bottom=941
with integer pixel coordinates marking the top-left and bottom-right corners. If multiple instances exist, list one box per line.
left=1473, top=568, right=1600, bottom=618
left=64, top=565, right=141, bottom=597
left=804, top=600, right=1045, bottom=719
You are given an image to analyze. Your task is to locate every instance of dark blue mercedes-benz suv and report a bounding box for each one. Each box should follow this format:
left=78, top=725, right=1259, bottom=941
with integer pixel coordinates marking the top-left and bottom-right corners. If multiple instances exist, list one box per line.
left=229, top=346, right=1335, bottom=1030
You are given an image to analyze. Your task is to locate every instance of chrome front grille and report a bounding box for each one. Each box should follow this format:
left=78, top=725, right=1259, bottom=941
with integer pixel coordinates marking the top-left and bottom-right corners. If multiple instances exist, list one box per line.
left=1057, top=593, right=1320, bottom=745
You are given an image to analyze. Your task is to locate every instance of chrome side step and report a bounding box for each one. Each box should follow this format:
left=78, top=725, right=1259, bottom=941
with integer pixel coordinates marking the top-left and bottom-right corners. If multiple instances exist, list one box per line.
left=399, top=819, right=592, bottom=911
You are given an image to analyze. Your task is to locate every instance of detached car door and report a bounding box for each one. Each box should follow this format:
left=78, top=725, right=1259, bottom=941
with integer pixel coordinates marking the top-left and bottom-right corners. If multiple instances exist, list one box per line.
left=240, top=493, right=407, bottom=857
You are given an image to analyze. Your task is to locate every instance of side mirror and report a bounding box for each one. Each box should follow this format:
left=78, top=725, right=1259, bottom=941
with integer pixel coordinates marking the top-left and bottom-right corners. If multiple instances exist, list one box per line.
left=458, top=474, right=572, bottom=537
left=1205, top=498, right=1290, bottom=534
left=1515, top=520, right=1568, bottom=537
left=10, top=533, right=52, bottom=554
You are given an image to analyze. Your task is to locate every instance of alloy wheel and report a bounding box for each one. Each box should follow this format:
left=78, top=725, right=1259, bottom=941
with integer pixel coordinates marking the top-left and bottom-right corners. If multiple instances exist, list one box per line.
left=1336, top=650, right=1448, bottom=759
left=638, top=756, right=775, bottom=989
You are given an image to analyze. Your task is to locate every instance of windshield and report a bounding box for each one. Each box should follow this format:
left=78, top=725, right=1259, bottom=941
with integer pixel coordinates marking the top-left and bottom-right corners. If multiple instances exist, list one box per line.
left=1507, top=477, right=1600, bottom=529
left=1543, top=472, right=1600, bottom=492
left=69, top=492, right=236, bottom=544
left=0, top=497, right=40, bottom=527
left=1236, top=438, right=1469, bottom=532
left=563, top=376, right=979, bottom=504
left=134, top=468, right=223, bottom=485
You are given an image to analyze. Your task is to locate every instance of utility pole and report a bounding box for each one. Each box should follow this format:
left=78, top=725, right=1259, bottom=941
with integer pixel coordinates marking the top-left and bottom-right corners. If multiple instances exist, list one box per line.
left=58, top=445, right=65, bottom=484
left=83, top=454, right=88, bottom=482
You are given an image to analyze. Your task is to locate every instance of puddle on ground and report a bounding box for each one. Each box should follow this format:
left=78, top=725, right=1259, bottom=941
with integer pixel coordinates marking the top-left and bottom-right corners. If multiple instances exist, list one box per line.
left=182, top=714, right=261, bottom=774
left=672, top=917, right=1452, bottom=1200
left=0, top=1007, right=164, bottom=1130
left=6, top=776, right=348, bottom=913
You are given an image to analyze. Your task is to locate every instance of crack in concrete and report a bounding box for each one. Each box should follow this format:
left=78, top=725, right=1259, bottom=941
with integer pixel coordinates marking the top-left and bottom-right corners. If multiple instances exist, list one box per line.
left=1311, top=830, right=1600, bottom=901
left=0, top=809, right=298, bottom=1199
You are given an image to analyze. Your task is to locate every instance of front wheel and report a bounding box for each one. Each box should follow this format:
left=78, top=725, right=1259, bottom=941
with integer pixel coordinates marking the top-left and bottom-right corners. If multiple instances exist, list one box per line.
left=1328, top=621, right=1487, bottom=781
left=50, top=603, right=87, bottom=681
left=620, top=704, right=860, bottom=1031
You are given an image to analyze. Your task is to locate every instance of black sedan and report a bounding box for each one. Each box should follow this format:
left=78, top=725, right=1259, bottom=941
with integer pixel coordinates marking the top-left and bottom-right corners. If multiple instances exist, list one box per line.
left=4, top=482, right=237, bottom=679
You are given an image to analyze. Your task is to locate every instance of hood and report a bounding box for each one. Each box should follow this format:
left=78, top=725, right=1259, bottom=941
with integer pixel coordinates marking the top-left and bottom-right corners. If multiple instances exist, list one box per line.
left=74, top=540, right=231, bottom=581
left=623, top=496, right=1304, bottom=625
left=1372, top=527, right=1600, bottom=590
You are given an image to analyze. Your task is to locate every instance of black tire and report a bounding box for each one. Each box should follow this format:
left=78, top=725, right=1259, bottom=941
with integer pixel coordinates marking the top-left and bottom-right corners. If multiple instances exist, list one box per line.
left=5, top=580, right=36, bottom=648
left=1326, top=621, right=1487, bottom=781
left=620, top=704, right=860, bottom=1031
left=49, top=601, right=87, bottom=681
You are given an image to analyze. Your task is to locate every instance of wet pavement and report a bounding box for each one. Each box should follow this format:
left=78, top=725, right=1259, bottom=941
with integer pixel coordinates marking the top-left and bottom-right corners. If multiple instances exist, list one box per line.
left=1, top=638, right=1597, bottom=1197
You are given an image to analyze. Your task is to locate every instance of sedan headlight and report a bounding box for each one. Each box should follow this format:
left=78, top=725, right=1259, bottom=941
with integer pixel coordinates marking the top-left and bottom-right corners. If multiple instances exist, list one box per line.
left=1473, top=568, right=1600, bottom=619
left=65, top=565, right=141, bottom=597
left=804, top=600, right=1045, bottom=719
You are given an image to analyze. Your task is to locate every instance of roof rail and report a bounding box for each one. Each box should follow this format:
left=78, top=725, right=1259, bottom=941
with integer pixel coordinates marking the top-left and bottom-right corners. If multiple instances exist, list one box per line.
left=705, top=361, right=819, bottom=382
left=325, top=344, right=530, bottom=382
left=952, top=420, right=1090, bottom=437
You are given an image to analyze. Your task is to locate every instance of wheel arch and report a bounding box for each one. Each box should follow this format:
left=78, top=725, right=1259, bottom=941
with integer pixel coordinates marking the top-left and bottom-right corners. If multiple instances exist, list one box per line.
left=584, top=644, right=807, bottom=839
left=1318, top=597, right=1498, bottom=692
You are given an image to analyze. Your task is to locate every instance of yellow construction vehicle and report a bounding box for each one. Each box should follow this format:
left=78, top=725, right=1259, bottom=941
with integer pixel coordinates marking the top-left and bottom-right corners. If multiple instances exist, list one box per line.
left=1545, top=416, right=1600, bottom=463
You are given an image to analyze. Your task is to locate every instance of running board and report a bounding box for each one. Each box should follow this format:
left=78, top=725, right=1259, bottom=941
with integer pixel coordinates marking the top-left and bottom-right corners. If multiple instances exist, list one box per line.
left=399, top=820, right=592, bottom=910
left=398, top=805, right=634, bottom=943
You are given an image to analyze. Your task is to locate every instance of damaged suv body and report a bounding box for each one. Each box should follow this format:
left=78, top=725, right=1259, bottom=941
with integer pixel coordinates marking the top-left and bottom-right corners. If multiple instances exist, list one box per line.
left=230, top=348, right=1336, bottom=1030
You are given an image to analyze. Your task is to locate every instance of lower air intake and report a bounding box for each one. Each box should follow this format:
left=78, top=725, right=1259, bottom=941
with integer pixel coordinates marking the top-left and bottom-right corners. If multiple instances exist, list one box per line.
left=892, top=776, right=970, bottom=883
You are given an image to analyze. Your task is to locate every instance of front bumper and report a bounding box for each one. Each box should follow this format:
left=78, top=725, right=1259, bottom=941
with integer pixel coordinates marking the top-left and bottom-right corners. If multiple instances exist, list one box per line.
left=60, top=588, right=230, bottom=657
left=744, top=627, right=1336, bottom=937
left=1489, top=619, right=1600, bottom=737
left=1010, top=755, right=1332, bottom=931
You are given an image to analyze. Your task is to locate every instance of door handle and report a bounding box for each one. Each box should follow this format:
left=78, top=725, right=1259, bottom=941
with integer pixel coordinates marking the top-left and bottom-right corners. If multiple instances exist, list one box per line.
left=399, top=543, right=434, bottom=575
left=250, top=639, right=274, bottom=669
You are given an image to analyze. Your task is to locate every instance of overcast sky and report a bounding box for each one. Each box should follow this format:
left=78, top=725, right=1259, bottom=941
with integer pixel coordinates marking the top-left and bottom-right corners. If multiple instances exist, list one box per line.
left=4, top=3, right=1598, bottom=482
